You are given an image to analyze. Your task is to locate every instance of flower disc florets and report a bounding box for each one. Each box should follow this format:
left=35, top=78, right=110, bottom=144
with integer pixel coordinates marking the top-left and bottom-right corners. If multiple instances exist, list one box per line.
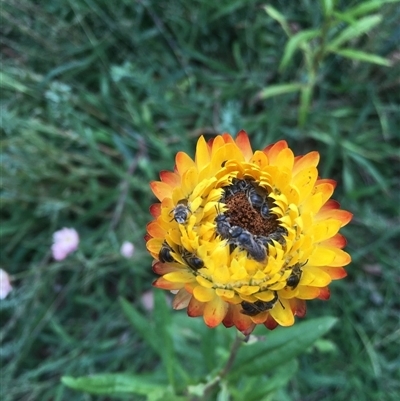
left=146, top=131, right=352, bottom=334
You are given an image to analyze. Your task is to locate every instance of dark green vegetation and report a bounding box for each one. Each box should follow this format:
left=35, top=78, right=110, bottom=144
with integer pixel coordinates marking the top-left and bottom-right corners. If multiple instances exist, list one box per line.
left=1, top=0, right=399, bottom=400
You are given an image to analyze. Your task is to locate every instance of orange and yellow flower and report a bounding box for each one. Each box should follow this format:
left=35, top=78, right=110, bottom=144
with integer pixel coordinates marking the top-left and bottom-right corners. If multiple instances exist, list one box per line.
left=146, top=131, right=352, bottom=334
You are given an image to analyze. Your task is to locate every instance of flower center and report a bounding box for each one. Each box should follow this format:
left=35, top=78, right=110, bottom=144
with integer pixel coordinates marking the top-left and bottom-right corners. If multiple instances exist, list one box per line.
left=218, top=179, right=287, bottom=249
left=225, top=192, right=278, bottom=236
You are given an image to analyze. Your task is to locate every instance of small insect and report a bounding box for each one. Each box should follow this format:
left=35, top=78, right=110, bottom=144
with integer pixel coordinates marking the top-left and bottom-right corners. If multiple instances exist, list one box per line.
left=240, top=292, right=278, bottom=316
left=170, top=199, right=191, bottom=224
left=245, top=182, right=268, bottom=213
left=260, top=202, right=270, bottom=219
left=181, top=249, right=204, bottom=270
left=159, top=242, right=174, bottom=263
left=260, top=226, right=288, bottom=246
left=286, top=261, right=307, bottom=288
left=255, top=235, right=269, bottom=246
left=214, top=206, right=231, bottom=239
left=223, top=178, right=249, bottom=198
left=228, top=226, right=267, bottom=262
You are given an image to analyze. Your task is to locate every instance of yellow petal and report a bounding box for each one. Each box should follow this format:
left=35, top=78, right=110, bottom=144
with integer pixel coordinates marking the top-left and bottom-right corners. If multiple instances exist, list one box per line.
left=270, top=298, right=294, bottom=326
left=203, top=296, right=229, bottom=328
left=164, top=271, right=196, bottom=283
left=250, top=150, right=269, bottom=168
left=311, top=220, right=342, bottom=243
left=193, top=285, right=215, bottom=302
left=293, top=151, right=320, bottom=174
left=175, top=151, right=196, bottom=175
left=150, top=181, right=172, bottom=201
left=274, top=147, right=294, bottom=171
left=213, top=264, right=231, bottom=284
left=302, top=266, right=332, bottom=287
left=181, top=167, right=199, bottom=196
left=255, top=291, right=276, bottom=302
left=196, top=275, right=214, bottom=288
left=236, top=285, right=260, bottom=295
left=215, top=288, right=236, bottom=299
left=195, top=136, right=211, bottom=168
left=307, top=246, right=336, bottom=266
left=292, top=167, right=318, bottom=204
left=328, top=247, right=352, bottom=267
left=296, top=285, right=321, bottom=299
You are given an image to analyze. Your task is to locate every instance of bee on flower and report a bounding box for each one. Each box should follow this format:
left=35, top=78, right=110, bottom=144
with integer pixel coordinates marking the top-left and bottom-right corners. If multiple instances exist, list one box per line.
left=146, top=131, right=352, bottom=335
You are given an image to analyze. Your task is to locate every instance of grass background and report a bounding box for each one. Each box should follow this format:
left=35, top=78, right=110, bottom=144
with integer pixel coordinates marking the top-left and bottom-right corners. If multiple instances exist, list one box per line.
left=1, top=0, right=399, bottom=400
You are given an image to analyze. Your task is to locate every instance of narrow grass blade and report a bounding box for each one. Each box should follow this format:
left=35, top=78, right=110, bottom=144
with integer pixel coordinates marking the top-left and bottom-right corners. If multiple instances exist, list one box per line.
left=264, top=5, right=291, bottom=37
left=153, top=290, right=177, bottom=389
left=258, top=83, right=302, bottom=100
left=61, top=374, right=167, bottom=396
left=342, top=0, right=400, bottom=18
left=279, top=30, right=321, bottom=71
left=327, top=15, right=382, bottom=50
left=332, top=49, right=392, bottom=66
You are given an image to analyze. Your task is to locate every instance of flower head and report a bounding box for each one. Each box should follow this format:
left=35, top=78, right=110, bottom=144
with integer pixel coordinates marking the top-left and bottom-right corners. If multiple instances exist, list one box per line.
left=146, top=131, right=352, bottom=334
left=121, top=241, right=135, bottom=258
left=0, top=269, right=13, bottom=299
left=52, top=227, right=79, bottom=261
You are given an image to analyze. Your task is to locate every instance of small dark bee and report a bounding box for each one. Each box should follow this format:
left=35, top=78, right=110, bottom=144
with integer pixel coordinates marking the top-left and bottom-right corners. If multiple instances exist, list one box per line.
left=223, top=178, right=249, bottom=198
left=170, top=199, right=191, bottom=224
left=260, top=226, right=287, bottom=246
left=260, top=202, right=270, bottom=219
left=286, top=261, right=306, bottom=288
left=240, top=292, right=278, bottom=316
left=228, top=226, right=267, bottom=262
left=214, top=206, right=231, bottom=239
left=245, top=183, right=270, bottom=219
left=159, top=242, right=174, bottom=263
left=246, top=186, right=264, bottom=209
left=181, top=249, right=204, bottom=270
left=234, top=178, right=249, bottom=191
left=254, top=235, right=269, bottom=247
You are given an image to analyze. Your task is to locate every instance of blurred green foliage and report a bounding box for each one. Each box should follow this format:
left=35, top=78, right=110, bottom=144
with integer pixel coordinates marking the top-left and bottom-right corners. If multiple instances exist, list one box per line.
left=1, top=0, right=399, bottom=400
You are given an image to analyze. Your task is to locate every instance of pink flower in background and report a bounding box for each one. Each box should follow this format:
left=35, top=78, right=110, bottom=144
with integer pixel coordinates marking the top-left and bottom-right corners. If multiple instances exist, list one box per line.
left=140, top=289, right=171, bottom=312
left=51, top=228, right=79, bottom=261
left=140, top=290, right=154, bottom=311
left=120, top=241, right=135, bottom=258
left=0, top=269, right=13, bottom=299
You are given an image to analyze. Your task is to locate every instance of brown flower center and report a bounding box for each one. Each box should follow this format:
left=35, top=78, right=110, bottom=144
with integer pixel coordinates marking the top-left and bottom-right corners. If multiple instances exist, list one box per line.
left=225, top=192, right=278, bottom=237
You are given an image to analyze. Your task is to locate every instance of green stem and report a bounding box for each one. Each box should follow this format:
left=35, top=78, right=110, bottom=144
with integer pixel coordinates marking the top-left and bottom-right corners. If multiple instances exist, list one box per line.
left=219, top=333, right=245, bottom=378
left=189, top=332, right=245, bottom=401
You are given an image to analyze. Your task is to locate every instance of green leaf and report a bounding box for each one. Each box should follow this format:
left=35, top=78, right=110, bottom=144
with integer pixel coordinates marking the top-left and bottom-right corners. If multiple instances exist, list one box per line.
left=231, top=360, right=298, bottom=401
left=327, top=15, right=382, bottom=50
left=0, top=71, right=30, bottom=93
left=61, top=373, right=167, bottom=396
left=153, top=290, right=177, bottom=388
left=279, top=30, right=321, bottom=71
left=257, top=83, right=303, bottom=100
left=298, top=85, right=314, bottom=127
left=264, top=5, right=291, bottom=37
left=331, top=48, right=392, bottom=66
left=346, top=150, right=389, bottom=192
left=228, top=317, right=337, bottom=380
left=342, top=0, right=400, bottom=18
left=321, top=0, right=334, bottom=17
